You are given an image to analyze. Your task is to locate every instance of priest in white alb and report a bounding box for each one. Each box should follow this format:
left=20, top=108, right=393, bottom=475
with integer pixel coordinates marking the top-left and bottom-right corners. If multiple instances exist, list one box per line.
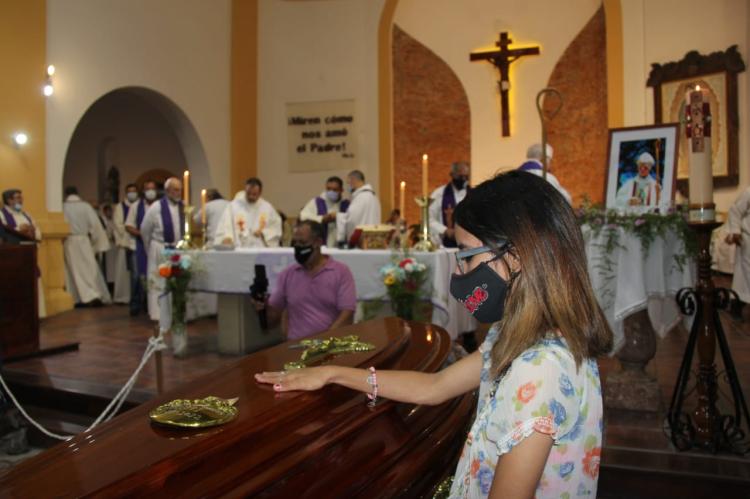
left=336, top=170, right=381, bottom=246
left=214, top=177, right=282, bottom=248
left=140, top=177, right=186, bottom=320
left=62, top=186, right=112, bottom=306
left=299, top=176, right=349, bottom=247
left=1, top=188, right=47, bottom=317
left=428, top=162, right=470, bottom=248
left=192, top=188, right=229, bottom=247
left=110, top=183, right=139, bottom=304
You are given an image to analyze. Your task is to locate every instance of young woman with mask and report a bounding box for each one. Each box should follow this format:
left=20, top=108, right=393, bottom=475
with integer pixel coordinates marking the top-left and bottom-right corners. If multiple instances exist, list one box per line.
left=256, top=171, right=613, bottom=498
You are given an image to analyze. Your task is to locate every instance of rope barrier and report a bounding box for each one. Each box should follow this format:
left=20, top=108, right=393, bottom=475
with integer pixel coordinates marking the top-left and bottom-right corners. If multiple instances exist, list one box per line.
left=0, top=330, right=167, bottom=441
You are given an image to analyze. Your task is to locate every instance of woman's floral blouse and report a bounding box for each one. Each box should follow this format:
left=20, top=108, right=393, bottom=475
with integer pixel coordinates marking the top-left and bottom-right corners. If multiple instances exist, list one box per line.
left=450, top=326, right=603, bottom=498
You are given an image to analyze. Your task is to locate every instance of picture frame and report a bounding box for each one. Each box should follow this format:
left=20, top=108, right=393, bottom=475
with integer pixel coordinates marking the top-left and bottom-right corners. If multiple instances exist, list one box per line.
left=647, top=46, right=745, bottom=191
left=604, top=124, right=679, bottom=212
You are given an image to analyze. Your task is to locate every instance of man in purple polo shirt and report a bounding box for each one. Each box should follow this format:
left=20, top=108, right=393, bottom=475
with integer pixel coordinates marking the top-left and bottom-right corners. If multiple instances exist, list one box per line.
left=255, top=220, right=356, bottom=340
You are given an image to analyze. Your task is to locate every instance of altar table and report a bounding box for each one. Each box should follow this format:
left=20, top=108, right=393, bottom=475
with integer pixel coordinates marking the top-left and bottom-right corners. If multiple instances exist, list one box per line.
left=583, top=226, right=694, bottom=353
left=189, top=247, right=475, bottom=341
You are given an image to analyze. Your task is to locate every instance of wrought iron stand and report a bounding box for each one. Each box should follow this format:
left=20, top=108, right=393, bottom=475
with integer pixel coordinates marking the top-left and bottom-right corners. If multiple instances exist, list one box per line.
left=667, top=220, right=750, bottom=453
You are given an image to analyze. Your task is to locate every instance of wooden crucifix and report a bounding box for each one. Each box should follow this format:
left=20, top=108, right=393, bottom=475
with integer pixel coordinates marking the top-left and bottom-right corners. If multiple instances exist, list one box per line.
left=470, top=32, right=540, bottom=137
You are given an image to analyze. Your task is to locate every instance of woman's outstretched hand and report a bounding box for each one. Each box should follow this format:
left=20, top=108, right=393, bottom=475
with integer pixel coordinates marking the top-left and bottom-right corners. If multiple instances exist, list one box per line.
left=255, top=367, right=331, bottom=392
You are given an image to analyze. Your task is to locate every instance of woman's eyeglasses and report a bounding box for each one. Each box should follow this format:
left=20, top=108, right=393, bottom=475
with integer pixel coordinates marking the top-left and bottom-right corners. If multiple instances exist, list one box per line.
left=454, top=241, right=511, bottom=274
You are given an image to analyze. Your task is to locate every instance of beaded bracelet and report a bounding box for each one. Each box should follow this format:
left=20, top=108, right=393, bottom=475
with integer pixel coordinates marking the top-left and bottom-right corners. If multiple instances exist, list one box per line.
left=366, top=366, right=378, bottom=407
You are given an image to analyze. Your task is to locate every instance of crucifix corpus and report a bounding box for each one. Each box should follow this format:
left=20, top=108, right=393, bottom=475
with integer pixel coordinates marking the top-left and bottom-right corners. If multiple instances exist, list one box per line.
left=470, top=32, right=540, bottom=137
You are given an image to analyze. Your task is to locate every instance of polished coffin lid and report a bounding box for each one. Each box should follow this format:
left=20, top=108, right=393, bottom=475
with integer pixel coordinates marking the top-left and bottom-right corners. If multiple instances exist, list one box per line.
left=0, top=318, right=475, bottom=498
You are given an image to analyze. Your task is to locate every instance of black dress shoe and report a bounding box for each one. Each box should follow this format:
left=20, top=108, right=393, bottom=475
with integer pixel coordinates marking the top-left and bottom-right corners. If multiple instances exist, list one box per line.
left=87, top=299, right=104, bottom=308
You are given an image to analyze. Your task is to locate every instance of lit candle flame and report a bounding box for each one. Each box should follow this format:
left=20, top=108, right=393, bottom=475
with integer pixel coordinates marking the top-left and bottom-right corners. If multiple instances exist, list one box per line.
left=695, top=84, right=701, bottom=91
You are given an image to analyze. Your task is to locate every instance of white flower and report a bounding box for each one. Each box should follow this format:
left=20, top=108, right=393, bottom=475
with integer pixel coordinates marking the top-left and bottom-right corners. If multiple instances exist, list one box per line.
left=404, top=263, right=414, bottom=272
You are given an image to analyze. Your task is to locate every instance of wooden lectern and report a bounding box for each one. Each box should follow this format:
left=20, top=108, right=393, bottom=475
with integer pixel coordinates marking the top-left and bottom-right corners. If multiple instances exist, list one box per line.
left=0, top=319, right=476, bottom=497
left=0, top=226, right=39, bottom=358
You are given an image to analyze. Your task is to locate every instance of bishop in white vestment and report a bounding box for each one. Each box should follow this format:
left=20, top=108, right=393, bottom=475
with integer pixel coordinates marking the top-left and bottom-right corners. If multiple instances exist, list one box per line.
left=299, top=176, right=349, bottom=247
left=62, top=188, right=112, bottom=305
left=1, top=189, right=46, bottom=317
left=214, top=178, right=282, bottom=248
left=336, top=170, right=381, bottom=245
left=615, top=152, right=660, bottom=210
left=518, top=144, right=572, bottom=204
left=429, top=162, right=470, bottom=248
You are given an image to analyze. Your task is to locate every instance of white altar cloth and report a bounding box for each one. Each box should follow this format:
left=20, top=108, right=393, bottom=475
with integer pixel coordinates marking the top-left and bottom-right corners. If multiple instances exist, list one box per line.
left=583, top=226, right=695, bottom=353
left=189, top=247, right=475, bottom=339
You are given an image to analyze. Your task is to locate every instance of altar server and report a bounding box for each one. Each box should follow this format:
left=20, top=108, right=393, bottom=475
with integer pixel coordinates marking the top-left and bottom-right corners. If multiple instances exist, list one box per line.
left=615, top=152, right=660, bottom=209
left=140, top=177, right=184, bottom=320
left=726, top=186, right=750, bottom=319
left=519, top=143, right=572, bottom=204
left=299, top=176, right=350, bottom=247
left=125, top=180, right=158, bottom=316
left=192, top=188, right=228, bottom=246
left=336, top=170, right=381, bottom=245
left=1, top=189, right=46, bottom=317
left=429, top=162, right=470, bottom=248
left=214, top=178, right=282, bottom=248
left=62, top=187, right=112, bottom=306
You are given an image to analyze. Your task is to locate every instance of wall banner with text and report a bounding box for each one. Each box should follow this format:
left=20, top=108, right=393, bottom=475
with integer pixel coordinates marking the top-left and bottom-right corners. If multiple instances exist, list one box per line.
left=286, top=99, right=357, bottom=173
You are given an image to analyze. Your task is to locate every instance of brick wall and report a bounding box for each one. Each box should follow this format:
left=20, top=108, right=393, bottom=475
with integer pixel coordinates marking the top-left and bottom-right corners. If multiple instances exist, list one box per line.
left=392, top=24, right=471, bottom=226
left=544, top=6, right=608, bottom=205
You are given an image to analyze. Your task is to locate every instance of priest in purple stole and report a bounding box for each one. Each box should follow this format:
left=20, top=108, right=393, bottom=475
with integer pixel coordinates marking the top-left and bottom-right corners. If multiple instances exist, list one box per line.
left=1, top=189, right=46, bottom=317
left=428, top=162, right=471, bottom=248
left=518, top=143, right=572, bottom=204
left=140, top=177, right=185, bottom=321
left=299, top=176, right=350, bottom=247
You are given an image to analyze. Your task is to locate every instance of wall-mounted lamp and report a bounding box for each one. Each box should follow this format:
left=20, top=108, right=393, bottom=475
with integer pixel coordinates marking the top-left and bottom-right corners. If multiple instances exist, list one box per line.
left=12, top=132, right=29, bottom=148
left=42, top=64, right=55, bottom=97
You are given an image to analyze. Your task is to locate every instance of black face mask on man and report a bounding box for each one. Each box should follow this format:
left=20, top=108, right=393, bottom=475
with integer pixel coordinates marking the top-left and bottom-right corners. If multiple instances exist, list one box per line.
left=452, top=176, right=469, bottom=190
left=294, top=244, right=315, bottom=265
left=450, top=262, right=510, bottom=323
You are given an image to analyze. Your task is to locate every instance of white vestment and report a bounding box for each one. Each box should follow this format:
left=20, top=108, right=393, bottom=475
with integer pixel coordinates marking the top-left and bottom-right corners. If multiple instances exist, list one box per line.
left=728, top=187, right=750, bottom=302
left=111, top=200, right=135, bottom=304
left=214, top=196, right=282, bottom=248
left=522, top=161, right=572, bottom=204
left=616, top=175, right=659, bottom=210
left=141, top=199, right=217, bottom=321
left=299, top=192, right=346, bottom=247
left=192, top=198, right=229, bottom=247
left=336, top=184, right=381, bottom=244
left=0, top=207, right=46, bottom=317
left=62, top=195, right=112, bottom=304
left=140, top=199, right=183, bottom=320
left=429, top=184, right=468, bottom=247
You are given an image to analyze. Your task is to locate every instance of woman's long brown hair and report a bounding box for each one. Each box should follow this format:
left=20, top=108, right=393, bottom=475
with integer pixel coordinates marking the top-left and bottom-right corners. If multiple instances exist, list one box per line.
left=454, top=171, right=613, bottom=376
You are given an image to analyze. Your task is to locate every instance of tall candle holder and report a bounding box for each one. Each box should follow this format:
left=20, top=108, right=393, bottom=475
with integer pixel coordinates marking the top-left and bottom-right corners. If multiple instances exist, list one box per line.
left=413, top=196, right=436, bottom=252
left=176, top=204, right=196, bottom=250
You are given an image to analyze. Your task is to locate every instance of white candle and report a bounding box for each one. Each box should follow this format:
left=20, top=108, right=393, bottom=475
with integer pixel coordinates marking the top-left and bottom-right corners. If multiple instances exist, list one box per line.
left=183, top=170, right=190, bottom=204
left=421, top=154, right=429, bottom=198
left=399, top=181, right=406, bottom=221
left=201, top=189, right=207, bottom=228
left=686, top=85, right=713, bottom=211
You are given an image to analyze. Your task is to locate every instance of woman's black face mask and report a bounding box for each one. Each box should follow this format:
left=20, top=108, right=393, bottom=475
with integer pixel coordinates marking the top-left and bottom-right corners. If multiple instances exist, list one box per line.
left=450, top=256, right=513, bottom=324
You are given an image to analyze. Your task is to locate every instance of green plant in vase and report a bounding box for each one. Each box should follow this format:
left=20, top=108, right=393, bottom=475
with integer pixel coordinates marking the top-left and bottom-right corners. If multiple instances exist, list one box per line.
left=158, top=250, right=194, bottom=357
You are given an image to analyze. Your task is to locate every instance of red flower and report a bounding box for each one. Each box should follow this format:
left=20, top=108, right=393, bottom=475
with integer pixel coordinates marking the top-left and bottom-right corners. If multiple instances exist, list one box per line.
left=170, top=254, right=180, bottom=263
left=582, top=447, right=601, bottom=479
left=398, top=258, right=414, bottom=268
left=158, top=266, right=171, bottom=278
left=171, top=266, right=181, bottom=277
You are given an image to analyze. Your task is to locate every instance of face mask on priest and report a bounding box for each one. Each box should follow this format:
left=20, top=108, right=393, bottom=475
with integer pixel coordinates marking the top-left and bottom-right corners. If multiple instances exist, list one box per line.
left=144, top=189, right=157, bottom=201
left=13, top=203, right=22, bottom=212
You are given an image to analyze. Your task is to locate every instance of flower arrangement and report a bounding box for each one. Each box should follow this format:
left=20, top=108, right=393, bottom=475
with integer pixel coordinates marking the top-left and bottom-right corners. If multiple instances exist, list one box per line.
left=576, top=200, right=697, bottom=269
left=158, top=250, right=194, bottom=356
left=379, top=256, right=430, bottom=321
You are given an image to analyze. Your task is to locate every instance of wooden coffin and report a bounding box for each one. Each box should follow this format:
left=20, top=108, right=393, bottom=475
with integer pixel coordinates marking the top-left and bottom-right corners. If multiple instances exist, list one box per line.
left=0, top=318, right=475, bottom=498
